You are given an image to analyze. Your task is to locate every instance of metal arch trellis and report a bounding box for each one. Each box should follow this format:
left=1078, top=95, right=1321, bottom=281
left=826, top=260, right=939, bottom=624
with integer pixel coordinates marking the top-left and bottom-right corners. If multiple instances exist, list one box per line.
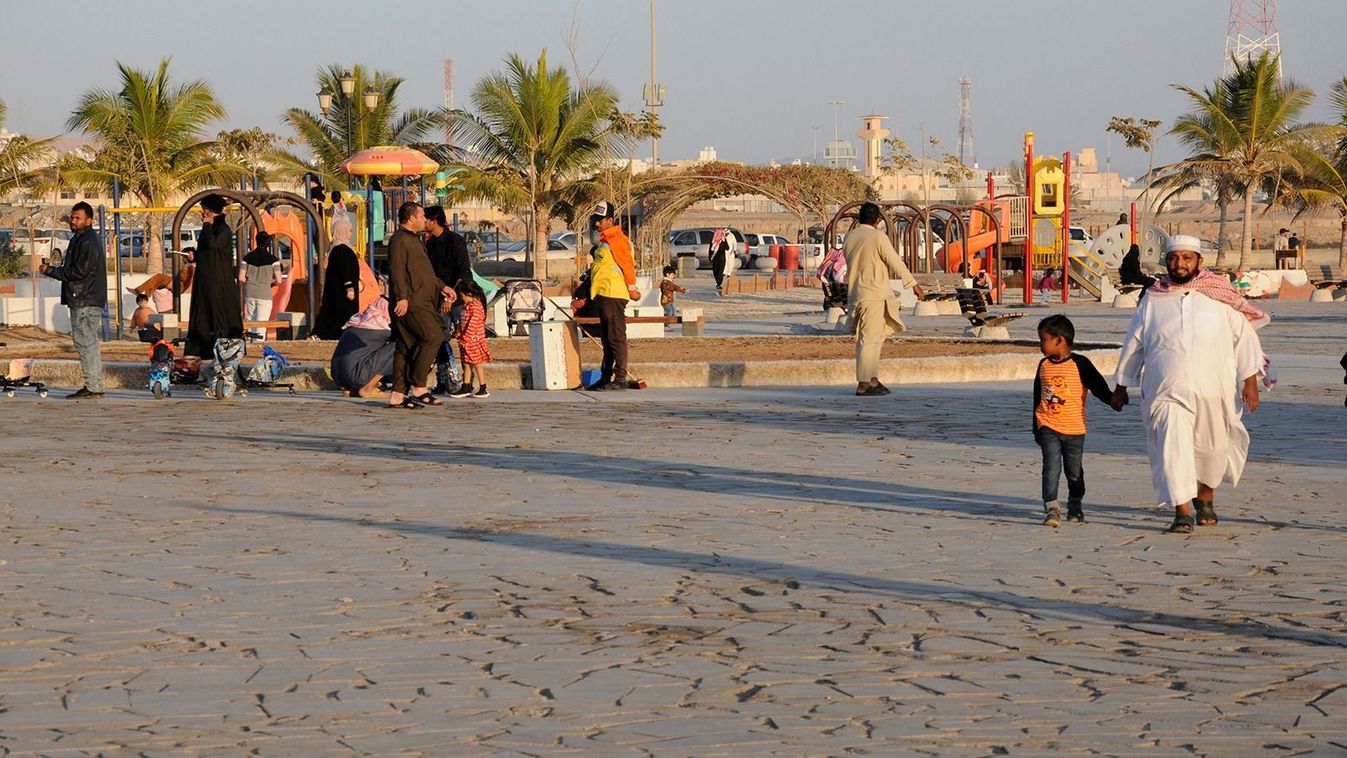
left=170, top=188, right=330, bottom=330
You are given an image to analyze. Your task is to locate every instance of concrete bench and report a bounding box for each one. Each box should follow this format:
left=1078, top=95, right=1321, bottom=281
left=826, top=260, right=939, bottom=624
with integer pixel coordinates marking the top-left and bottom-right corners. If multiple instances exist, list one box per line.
left=572, top=308, right=705, bottom=336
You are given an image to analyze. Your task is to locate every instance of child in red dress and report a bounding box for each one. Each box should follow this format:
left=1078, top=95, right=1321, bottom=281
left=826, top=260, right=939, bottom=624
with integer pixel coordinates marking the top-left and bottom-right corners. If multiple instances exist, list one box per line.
left=450, top=279, right=492, bottom=398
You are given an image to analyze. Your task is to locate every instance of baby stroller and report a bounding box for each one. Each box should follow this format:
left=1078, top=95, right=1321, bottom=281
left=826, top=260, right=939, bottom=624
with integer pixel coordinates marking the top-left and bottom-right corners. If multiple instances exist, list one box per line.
left=817, top=247, right=849, bottom=311
left=242, top=345, right=296, bottom=395
left=1, top=358, right=48, bottom=398
left=149, top=340, right=174, bottom=399
left=503, top=278, right=545, bottom=337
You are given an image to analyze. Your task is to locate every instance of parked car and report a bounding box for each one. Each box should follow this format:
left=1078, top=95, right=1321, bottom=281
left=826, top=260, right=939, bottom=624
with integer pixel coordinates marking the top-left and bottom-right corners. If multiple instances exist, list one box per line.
left=668, top=227, right=748, bottom=267
left=462, top=230, right=515, bottom=258
left=117, top=228, right=205, bottom=258
left=743, top=232, right=794, bottom=260
left=491, top=238, right=574, bottom=262
left=548, top=230, right=578, bottom=250
left=1068, top=226, right=1094, bottom=246
left=12, top=229, right=73, bottom=258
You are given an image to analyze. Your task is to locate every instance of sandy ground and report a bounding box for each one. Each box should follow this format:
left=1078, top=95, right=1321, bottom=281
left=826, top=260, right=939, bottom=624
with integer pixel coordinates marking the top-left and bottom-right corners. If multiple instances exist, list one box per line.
left=0, top=359, right=1343, bottom=753
left=0, top=326, right=1039, bottom=364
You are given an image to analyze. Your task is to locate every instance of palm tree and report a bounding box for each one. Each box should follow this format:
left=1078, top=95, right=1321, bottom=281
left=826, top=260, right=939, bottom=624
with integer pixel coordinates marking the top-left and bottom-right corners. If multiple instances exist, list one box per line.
left=275, top=64, right=450, bottom=188
left=0, top=98, right=57, bottom=197
left=66, top=59, right=243, bottom=274
left=1167, top=52, right=1340, bottom=271
left=1154, top=95, right=1243, bottom=269
left=449, top=50, right=622, bottom=279
left=1274, top=77, right=1347, bottom=270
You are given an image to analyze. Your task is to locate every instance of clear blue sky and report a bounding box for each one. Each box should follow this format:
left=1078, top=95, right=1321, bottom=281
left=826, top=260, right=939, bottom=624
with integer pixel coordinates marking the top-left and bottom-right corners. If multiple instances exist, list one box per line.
left=2, top=0, right=1344, bottom=177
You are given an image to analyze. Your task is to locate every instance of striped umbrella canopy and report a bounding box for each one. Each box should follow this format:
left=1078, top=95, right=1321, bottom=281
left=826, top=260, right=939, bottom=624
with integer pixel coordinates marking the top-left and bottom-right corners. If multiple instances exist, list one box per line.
left=341, top=146, right=439, bottom=176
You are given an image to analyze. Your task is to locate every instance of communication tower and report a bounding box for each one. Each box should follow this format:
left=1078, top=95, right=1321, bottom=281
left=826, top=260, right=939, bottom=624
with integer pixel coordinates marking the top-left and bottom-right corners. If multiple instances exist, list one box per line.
left=1224, top=0, right=1281, bottom=77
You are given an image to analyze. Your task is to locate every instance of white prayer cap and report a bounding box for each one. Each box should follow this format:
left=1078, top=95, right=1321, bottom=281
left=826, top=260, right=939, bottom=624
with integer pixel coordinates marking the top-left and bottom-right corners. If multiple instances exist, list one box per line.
left=1165, top=234, right=1202, bottom=253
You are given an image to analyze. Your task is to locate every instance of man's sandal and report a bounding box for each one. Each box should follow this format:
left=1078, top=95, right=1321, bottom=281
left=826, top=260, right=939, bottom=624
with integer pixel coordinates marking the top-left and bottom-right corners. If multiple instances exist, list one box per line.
left=1193, top=499, right=1218, bottom=526
left=1166, top=510, right=1196, bottom=534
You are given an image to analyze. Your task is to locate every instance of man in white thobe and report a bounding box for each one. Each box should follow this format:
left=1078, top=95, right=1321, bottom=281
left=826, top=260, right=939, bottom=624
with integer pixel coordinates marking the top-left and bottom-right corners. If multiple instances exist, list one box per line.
left=1113, top=235, right=1263, bottom=533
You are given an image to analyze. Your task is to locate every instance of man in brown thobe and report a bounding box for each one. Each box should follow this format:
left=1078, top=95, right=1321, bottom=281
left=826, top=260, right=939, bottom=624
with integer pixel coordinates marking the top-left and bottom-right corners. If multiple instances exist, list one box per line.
left=387, top=201, right=454, bottom=409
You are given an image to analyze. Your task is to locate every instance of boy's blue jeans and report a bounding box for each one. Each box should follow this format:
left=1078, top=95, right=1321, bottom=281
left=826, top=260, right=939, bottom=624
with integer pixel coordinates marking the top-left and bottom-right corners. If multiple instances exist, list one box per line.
left=662, top=303, right=676, bottom=318
left=1037, top=427, right=1085, bottom=505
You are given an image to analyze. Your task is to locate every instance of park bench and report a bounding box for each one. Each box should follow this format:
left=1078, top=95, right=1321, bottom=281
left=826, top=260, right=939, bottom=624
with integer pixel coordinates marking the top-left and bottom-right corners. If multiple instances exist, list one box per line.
left=571, top=311, right=706, bottom=336
left=914, top=272, right=965, bottom=301
left=956, top=287, right=1025, bottom=328
left=1308, top=263, right=1346, bottom=289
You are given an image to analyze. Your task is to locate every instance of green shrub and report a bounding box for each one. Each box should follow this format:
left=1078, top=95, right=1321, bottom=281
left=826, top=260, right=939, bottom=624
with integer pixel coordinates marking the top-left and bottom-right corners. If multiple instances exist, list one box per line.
left=0, top=240, right=23, bottom=279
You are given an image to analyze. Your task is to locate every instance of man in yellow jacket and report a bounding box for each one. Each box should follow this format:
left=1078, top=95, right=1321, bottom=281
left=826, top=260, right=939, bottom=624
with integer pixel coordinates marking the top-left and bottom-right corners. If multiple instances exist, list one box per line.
left=844, top=202, right=924, bottom=396
left=587, top=202, right=640, bottom=391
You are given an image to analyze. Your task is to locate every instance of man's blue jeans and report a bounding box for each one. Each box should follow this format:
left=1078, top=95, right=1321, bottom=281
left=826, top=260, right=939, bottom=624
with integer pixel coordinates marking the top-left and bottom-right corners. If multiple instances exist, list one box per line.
left=1037, top=427, right=1085, bottom=504
left=70, top=306, right=104, bottom=393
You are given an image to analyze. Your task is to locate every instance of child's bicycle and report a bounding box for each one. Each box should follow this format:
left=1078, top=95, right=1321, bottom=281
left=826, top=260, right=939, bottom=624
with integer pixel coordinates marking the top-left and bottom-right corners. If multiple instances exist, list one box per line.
left=1, top=358, right=49, bottom=398
left=148, top=340, right=174, bottom=399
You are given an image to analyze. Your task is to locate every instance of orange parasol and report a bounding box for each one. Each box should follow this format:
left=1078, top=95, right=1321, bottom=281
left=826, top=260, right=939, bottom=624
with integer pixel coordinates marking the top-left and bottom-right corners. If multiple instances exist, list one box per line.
left=341, top=146, right=439, bottom=176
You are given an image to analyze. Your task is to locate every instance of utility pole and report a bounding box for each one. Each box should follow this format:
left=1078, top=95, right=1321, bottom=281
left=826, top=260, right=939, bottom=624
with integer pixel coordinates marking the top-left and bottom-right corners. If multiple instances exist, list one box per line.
left=828, top=100, right=844, bottom=168
left=642, top=0, right=666, bottom=164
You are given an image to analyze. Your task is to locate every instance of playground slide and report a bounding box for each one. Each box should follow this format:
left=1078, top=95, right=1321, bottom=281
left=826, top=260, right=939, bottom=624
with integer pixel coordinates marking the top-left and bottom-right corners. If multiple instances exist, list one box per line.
left=937, top=230, right=1000, bottom=274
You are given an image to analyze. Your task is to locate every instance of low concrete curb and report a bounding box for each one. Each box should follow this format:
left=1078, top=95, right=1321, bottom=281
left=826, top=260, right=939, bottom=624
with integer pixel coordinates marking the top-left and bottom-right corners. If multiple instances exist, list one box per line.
left=24, top=348, right=1120, bottom=393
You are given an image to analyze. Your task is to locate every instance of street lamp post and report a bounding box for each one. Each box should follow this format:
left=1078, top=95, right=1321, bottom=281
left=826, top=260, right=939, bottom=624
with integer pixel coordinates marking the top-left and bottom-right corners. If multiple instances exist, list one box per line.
left=811, top=126, right=818, bottom=163
left=318, top=71, right=380, bottom=190
left=828, top=100, right=845, bottom=168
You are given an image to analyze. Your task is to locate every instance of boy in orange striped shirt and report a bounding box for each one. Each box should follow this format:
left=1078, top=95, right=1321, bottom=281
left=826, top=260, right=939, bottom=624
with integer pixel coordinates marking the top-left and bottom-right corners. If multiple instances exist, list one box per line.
left=1034, top=315, right=1123, bottom=527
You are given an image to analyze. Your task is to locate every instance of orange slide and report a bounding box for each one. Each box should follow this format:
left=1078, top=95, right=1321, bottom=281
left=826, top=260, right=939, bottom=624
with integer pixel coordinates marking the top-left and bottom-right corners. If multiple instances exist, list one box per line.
left=938, top=230, right=1000, bottom=275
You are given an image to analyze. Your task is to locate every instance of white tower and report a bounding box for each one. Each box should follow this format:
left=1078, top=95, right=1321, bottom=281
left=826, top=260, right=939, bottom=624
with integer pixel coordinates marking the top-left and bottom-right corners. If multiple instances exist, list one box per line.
left=856, top=115, right=890, bottom=179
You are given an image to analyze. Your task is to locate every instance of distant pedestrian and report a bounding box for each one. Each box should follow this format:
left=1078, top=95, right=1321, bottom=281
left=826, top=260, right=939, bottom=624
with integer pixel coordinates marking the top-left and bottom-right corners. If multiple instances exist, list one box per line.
left=312, top=216, right=361, bottom=340
left=659, top=264, right=687, bottom=320
left=1117, top=212, right=1128, bottom=227
left=1274, top=228, right=1290, bottom=252
left=449, top=278, right=492, bottom=399
left=386, top=201, right=454, bottom=409
left=239, top=231, right=282, bottom=340
left=1119, top=243, right=1156, bottom=290
left=1033, top=315, right=1121, bottom=527
left=709, top=228, right=733, bottom=295
left=39, top=202, right=106, bottom=398
left=424, top=204, right=471, bottom=394
left=585, top=202, right=635, bottom=391
left=184, top=194, right=243, bottom=357
left=843, top=202, right=924, bottom=396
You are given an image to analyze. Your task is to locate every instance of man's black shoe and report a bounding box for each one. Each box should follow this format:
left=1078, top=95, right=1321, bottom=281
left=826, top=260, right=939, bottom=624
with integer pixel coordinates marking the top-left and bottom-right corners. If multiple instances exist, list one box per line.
left=584, top=381, right=610, bottom=392
left=596, top=381, right=627, bottom=391
left=65, top=387, right=104, bottom=400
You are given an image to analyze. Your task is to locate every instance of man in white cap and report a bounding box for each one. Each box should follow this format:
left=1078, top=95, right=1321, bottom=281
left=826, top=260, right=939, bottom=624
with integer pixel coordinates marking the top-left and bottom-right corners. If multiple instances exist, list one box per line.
left=1112, top=234, right=1265, bottom=533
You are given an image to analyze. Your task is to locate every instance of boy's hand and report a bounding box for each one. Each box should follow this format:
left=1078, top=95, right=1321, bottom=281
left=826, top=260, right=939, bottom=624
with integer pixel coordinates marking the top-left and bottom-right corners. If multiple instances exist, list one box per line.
left=1110, top=386, right=1128, bottom=411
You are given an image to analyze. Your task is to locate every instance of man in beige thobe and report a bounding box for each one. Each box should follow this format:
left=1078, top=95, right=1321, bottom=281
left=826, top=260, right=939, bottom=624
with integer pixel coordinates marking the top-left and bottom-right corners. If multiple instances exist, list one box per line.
left=844, top=202, right=924, bottom=396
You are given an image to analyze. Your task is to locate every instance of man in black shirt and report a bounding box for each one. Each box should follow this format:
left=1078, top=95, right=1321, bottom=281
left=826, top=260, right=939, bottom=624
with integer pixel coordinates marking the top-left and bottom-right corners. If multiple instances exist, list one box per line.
left=424, top=205, right=473, bottom=394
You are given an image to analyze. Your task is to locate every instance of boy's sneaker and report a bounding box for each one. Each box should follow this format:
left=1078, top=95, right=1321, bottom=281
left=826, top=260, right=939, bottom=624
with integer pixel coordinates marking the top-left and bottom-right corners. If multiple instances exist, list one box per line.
left=473, top=385, right=490, bottom=398
left=1042, top=505, right=1061, bottom=528
left=1066, top=505, right=1086, bottom=523
left=448, top=383, right=473, bottom=399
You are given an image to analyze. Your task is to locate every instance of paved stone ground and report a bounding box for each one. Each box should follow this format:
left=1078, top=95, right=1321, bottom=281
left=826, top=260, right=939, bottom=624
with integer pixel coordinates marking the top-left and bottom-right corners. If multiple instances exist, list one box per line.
left=1, top=342, right=1344, bottom=754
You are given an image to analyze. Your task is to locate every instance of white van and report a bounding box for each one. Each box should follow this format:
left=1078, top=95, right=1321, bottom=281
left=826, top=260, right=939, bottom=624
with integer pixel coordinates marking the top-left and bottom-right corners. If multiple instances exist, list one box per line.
left=668, top=227, right=747, bottom=268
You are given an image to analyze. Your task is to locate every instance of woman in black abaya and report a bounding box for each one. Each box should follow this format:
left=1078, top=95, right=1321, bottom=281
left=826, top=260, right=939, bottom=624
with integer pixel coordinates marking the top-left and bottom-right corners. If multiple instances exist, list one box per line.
left=312, top=215, right=361, bottom=340
left=185, top=194, right=244, bottom=356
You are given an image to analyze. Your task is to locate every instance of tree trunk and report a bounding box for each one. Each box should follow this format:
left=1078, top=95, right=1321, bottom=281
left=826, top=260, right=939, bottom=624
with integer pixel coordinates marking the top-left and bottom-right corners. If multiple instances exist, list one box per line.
left=146, top=212, right=164, bottom=276
left=1339, top=214, right=1346, bottom=271
left=1215, top=195, right=1230, bottom=270
left=530, top=200, right=548, bottom=281
left=1238, top=184, right=1255, bottom=272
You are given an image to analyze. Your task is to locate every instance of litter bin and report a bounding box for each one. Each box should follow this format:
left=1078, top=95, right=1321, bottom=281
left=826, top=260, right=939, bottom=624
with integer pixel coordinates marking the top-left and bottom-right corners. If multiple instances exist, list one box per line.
left=528, top=320, right=581, bottom=390
left=782, top=245, right=801, bottom=271
left=676, top=254, right=697, bottom=278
